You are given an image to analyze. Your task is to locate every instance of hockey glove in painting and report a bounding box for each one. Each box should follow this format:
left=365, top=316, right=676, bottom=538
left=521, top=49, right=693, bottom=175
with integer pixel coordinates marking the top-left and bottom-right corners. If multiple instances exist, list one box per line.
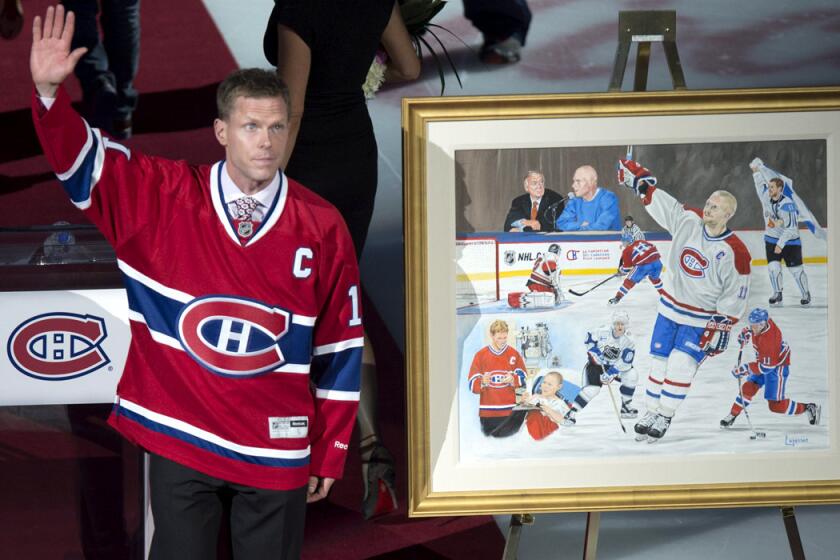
left=736, top=327, right=751, bottom=347
left=700, top=315, right=733, bottom=356
left=617, top=159, right=657, bottom=197
left=600, top=366, right=619, bottom=384
left=731, top=364, right=750, bottom=378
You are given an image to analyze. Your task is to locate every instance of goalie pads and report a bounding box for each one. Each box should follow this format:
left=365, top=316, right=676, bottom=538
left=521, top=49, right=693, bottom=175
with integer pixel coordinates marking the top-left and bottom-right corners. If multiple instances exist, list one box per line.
left=617, top=159, right=657, bottom=197
left=507, top=291, right=556, bottom=309
left=700, top=314, right=733, bottom=356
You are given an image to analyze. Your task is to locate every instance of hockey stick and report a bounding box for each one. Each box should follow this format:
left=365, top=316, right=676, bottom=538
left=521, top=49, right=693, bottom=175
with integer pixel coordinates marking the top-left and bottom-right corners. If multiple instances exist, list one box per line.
left=569, top=272, right=622, bottom=297
left=599, top=363, right=627, bottom=434
left=735, top=342, right=766, bottom=440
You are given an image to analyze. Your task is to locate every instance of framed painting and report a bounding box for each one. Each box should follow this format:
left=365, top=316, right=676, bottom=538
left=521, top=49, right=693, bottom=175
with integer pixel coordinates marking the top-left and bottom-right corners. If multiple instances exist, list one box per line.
left=402, top=88, right=840, bottom=516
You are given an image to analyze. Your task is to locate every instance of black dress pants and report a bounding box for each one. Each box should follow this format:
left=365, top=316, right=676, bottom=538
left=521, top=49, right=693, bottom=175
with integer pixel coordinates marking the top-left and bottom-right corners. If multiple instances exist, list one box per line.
left=148, top=454, right=307, bottom=560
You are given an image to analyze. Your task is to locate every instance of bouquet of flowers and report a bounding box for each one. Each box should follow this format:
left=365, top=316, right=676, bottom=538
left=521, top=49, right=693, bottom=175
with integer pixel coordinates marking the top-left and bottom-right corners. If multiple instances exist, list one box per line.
left=363, top=0, right=463, bottom=99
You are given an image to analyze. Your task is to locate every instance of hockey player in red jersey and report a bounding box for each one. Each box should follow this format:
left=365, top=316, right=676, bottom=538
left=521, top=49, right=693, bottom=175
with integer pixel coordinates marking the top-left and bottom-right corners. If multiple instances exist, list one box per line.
left=507, top=243, right=565, bottom=309
left=609, top=239, right=664, bottom=305
left=30, top=7, right=361, bottom=556
left=721, top=308, right=820, bottom=428
left=467, top=320, right=527, bottom=437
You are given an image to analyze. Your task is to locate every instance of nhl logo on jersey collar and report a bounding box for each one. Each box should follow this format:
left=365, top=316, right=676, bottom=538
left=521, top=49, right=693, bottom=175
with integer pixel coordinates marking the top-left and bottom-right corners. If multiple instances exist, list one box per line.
left=211, top=161, right=287, bottom=247
left=237, top=221, right=254, bottom=238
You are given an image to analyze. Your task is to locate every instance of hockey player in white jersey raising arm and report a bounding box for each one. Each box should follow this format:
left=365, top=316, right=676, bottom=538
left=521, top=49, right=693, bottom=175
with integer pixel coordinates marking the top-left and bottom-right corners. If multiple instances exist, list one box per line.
left=750, top=158, right=815, bottom=306
left=617, top=159, right=751, bottom=442
left=565, top=311, right=638, bottom=425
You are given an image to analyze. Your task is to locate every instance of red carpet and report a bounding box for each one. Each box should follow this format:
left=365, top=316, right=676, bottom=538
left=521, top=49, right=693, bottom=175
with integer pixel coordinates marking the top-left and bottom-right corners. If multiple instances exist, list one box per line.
left=0, top=1, right=504, bottom=558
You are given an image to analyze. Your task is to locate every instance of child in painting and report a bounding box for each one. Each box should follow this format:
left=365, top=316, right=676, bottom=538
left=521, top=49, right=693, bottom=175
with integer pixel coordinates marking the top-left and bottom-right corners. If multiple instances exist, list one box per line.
left=522, top=371, right=572, bottom=440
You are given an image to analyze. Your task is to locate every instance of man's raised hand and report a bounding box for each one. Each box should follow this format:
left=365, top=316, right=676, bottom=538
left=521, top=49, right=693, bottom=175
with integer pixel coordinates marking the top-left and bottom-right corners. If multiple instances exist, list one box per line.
left=31, top=5, right=87, bottom=98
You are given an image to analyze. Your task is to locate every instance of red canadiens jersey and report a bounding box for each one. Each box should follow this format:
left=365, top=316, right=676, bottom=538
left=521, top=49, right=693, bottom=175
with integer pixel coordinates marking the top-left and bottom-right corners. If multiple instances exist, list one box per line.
left=620, top=239, right=661, bottom=271
left=747, top=319, right=791, bottom=374
left=32, top=87, right=363, bottom=490
left=467, top=345, right=526, bottom=417
left=526, top=254, right=560, bottom=291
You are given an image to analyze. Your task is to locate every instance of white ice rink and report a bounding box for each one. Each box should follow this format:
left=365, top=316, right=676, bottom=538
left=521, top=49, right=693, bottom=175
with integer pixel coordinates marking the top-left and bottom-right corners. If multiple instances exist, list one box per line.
left=458, top=264, right=829, bottom=462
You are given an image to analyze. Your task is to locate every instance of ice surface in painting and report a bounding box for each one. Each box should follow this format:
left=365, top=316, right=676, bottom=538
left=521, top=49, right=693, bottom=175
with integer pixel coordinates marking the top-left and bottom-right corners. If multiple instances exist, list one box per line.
left=457, top=265, right=829, bottom=462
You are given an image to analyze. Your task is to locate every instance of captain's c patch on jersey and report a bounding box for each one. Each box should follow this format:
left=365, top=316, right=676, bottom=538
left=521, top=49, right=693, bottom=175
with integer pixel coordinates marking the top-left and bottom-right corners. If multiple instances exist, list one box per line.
left=177, top=296, right=289, bottom=377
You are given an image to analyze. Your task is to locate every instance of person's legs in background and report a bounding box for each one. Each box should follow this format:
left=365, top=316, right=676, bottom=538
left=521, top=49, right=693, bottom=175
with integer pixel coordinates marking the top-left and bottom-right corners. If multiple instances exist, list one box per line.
left=463, top=0, right=531, bottom=64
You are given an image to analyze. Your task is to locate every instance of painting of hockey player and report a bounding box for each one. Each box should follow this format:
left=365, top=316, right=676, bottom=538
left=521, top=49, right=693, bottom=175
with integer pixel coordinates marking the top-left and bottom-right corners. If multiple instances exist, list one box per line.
left=620, top=215, right=644, bottom=247
left=466, top=319, right=528, bottom=437
left=565, top=311, right=637, bottom=425
left=608, top=238, right=663, bottom=306
left=616, top=159, right=751, bottom=443
left=507, top=243, right=567, bottom=309
left=750, top=158, right=826, bottom=307
left=720, top=308, right=820, bottom=429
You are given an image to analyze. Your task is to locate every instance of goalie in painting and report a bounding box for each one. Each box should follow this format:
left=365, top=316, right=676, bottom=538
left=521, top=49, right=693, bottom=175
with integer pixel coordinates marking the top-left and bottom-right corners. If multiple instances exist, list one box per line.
left=507, top=243, right=565, bottom=308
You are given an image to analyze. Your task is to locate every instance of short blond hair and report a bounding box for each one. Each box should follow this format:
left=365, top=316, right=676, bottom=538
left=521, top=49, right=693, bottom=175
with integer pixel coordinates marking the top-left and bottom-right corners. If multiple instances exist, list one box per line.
left=711, top=189, right=737, bottom=217
left=489, top=320, right=509, bottom=335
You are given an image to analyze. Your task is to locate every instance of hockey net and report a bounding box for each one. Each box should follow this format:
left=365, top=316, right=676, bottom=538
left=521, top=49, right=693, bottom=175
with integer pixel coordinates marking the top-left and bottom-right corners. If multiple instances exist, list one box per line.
left=456, top=237, right=499, bottom=307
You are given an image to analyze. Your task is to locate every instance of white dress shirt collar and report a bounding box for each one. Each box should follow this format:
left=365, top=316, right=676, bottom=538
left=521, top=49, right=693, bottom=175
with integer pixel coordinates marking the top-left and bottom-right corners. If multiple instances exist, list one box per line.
left=220, top=163, right=280, bottom=208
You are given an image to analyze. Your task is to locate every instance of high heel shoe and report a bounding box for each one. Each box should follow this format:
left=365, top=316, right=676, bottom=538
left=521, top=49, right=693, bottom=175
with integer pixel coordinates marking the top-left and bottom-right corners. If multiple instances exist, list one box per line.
left=360, top=442, right=397, bottom=520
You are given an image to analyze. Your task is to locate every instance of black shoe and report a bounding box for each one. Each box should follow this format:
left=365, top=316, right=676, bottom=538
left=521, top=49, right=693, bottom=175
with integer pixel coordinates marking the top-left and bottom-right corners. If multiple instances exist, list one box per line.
left=800, top=292, right=811, bottom=306
left=608, top=297, right=622, bottom=306
left=361, top=444, right=397, bottom=520
left=620, top=401, right=638, bottom=419
left=806, top=403, right=821, bottom=426
left=480, top=36, right=522, bottom=64
left=769, top=292, right=783, bottom=306
left=720, top=413, right=737, bottom=428
left=634, top=411, right=657, bottom=441
left=647, top=413, right=672, bottom=441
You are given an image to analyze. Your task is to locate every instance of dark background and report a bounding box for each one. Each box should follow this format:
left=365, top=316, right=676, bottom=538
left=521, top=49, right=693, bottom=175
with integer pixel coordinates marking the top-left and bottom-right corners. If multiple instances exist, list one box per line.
left=455, top=139, right=827, bottom=232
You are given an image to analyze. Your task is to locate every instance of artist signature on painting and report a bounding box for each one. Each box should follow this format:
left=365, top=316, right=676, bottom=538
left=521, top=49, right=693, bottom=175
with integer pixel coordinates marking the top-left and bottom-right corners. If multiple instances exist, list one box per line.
left=784, top=434, right=809, bottom=447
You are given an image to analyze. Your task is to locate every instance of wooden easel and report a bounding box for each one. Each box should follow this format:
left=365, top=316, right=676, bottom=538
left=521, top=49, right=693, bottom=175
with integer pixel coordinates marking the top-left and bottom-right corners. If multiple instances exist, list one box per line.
left=608, top=10, right=686, bottom=92
left=500, top=11, right=806, bottom=559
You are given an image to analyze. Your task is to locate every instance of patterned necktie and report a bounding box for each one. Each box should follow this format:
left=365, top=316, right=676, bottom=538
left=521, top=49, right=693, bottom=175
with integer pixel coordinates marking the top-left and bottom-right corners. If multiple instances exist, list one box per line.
left=530, top=200, right=538, bottom=221
left=232, top=196, right=260, bottom=242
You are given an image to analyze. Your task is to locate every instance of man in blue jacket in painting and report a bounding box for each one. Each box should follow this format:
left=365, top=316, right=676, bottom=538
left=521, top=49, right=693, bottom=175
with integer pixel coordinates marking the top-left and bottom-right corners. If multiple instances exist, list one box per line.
left=555, top=165, right=621, bottom=231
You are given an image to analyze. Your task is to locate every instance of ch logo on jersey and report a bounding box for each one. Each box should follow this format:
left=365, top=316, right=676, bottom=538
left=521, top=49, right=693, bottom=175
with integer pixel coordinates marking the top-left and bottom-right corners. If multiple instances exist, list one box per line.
left=7, top=313, right=110, bottom=381
left=488, top=373, right=511, bottom=386
left=177, top=296, right=290, bottom=377
left=679, top=247, right=709, bottom=278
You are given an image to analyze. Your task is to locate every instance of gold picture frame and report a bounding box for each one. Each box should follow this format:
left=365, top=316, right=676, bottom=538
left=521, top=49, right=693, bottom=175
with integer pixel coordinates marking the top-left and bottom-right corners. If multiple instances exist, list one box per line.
left=402, top=88, right=840, bottom=517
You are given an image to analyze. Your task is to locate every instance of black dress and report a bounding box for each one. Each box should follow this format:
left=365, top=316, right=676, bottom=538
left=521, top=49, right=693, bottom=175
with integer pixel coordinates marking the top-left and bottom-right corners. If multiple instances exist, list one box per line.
left=264, top=0, right=394, bottom=259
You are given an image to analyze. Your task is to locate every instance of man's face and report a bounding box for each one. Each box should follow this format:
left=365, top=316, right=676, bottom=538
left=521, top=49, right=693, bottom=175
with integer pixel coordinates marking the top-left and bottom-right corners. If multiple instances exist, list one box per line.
left=768, top=181, right=783, bottom=199
left=214, top=95, right=289, bottom=193
left=491, top=329, right=508, bottom=349
left=703, top=194, right=731, bottom=227
left=524, top=173, right=545, bottom=198
left=612, top=322, right=626, bottom=337
left=539, top=375, right=561, bottom=396
left=571, top=168, right=597, bottom=198
left=624, top=219, right=633, bottom=228
left=750, top=321, right=766, bottom=335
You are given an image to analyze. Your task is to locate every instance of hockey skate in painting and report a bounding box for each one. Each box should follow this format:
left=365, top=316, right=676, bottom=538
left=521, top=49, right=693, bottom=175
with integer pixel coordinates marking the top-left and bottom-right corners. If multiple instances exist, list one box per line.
left=455, top=141, right=829, bottom=462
